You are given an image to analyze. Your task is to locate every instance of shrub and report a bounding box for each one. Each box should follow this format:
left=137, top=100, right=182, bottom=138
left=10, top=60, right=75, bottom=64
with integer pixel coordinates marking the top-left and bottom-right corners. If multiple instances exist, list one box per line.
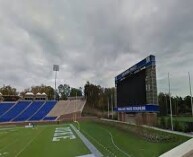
left=160, top=117, right=166, bottom=128
left=179, top=122, right=189, bottom=132
left=95, top=119, right=176, bottom=143
left=166, top=117, right=172, bottom=129
left=174, top=120, right=180, bottom=131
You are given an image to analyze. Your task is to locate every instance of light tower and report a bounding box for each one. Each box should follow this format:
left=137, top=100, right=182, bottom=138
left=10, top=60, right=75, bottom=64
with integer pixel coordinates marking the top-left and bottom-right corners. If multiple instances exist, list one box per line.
left=53, top=64, right=59, bottom=100
left=188, top=72, right=193, bottom=117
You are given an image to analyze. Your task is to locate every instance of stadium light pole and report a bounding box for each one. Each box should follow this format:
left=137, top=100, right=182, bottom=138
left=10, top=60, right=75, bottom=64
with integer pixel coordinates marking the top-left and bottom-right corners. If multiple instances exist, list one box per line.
left=55, top=71, right=57, bottom=99
left=111, top=94, right=113, bottom=119
left=188, top=72, right=193, bottom=117
left=53, top=65, right=59, bottom=100
left=168, top=73, right=173, bottom=131
left=75, top=92, right=77, bottom=121
left=107, top=98, right=109, bottom=118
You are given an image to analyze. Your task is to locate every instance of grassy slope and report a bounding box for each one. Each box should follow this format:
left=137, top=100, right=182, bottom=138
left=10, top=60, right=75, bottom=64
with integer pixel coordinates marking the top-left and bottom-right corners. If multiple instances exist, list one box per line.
left=0, top=125, right=90, bottom=157
left=161, top=116, right=193, bottom=122
left=79, top=121, right=190, bottom=157
left=172, top=116, right=193, bottom=122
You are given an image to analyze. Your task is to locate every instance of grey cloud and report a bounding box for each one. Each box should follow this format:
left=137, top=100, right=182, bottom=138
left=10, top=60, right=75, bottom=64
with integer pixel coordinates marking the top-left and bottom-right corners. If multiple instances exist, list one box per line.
left=0, top=0, right=193, bottom=96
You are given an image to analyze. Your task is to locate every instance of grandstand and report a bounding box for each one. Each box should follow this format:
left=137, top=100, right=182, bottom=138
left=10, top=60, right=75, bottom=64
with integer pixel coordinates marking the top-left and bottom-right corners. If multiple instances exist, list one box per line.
left=0, top=100, right=57, bottom=123
left=47, top=98, right=86, bottom=120
left=0, top=94, right=86, bottom=124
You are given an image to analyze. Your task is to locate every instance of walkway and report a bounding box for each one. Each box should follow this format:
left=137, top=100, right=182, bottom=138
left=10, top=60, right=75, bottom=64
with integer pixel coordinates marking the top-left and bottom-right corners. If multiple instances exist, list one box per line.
left=143, top=125, right=193, bottom=138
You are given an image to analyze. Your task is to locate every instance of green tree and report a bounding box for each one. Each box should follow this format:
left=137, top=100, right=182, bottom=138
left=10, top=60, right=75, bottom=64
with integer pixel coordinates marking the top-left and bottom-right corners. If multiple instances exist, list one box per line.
left=70, top=88, right=82, bottom=97
left=158, top=93, right=168, bottom=116
left=21, top=85, right=54, bottom=100
left=0, top=85, right=17, bottom=95
left=175, top=96, right=183, bottom=115
left=184, top=96, right=191, bottom=113
left=84, top=81, right=115, bottom=110
left=58, top=84, right=70, bottom=100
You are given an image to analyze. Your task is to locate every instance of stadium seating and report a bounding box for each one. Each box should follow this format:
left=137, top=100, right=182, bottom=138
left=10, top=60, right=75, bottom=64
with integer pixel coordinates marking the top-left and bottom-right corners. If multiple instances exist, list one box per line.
left=47, top=99, right=86, bottom=118
left=29, top=101, right=57, bottom=121
left=0, top=102, right=15, bottom=117
left=0, top=101, right=31, bottom=122
left=0, top=99, right=85, bottom=123
left=13, top=101, right=44, bottom=122
left=43, top=116, right=57, bottom=121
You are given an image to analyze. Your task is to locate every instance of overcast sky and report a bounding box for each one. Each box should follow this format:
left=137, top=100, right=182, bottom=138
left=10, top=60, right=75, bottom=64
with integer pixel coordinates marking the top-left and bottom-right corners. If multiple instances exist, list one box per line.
left=0, top=0, right=193, bottom=96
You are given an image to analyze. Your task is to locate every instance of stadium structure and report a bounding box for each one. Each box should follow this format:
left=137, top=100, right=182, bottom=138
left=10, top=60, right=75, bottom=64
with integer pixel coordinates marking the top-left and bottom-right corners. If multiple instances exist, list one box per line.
left=0, top=92, right=86, bottom=125
left=115, top=55, right=159, bottom=125
left=0, top=56, right=192, bottom=157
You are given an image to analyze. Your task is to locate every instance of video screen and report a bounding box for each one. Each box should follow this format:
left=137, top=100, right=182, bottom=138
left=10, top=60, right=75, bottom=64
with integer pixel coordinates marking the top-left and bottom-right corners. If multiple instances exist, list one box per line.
left=117, top=69, right=146, bottom=107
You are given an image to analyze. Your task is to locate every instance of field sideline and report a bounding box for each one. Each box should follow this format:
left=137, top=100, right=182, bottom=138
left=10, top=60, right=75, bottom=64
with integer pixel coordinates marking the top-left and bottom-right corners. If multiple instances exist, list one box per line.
left=0, top=120, right=190, bottom=157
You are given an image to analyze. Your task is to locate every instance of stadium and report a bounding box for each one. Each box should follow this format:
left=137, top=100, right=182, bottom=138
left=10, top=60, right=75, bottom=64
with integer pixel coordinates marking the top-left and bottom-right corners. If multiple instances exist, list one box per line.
left=0, top=55, right=193, bottom=157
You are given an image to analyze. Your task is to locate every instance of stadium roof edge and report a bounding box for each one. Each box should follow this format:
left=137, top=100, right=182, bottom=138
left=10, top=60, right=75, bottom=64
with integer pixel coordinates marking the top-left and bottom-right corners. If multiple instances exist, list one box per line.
left=115, top=54, right=156, bottom=84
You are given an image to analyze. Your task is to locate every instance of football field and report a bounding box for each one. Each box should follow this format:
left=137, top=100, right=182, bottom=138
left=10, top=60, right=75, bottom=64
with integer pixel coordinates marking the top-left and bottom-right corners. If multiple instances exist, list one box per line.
left=0, top=124, right=90, bottom=157
left=0, top=120, right=190, bottom=157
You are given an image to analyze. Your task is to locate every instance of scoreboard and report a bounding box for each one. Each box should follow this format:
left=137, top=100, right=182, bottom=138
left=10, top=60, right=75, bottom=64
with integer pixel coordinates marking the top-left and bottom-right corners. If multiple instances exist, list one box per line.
left=115, top=55, right=159, bottom=112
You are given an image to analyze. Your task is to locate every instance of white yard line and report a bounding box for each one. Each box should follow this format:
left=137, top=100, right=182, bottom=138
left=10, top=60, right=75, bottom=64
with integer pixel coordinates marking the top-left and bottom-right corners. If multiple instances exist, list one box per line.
left=76, top=154, right=96, bottom=157
left=81, top=129, right=116, bottom=157
left=15, top=128, right=44, bottom=157
left=0, top=128, right=15, bottom=131
left=70, top=124, right=103, bottom=157
left=0, top=140, right=19, bottom=152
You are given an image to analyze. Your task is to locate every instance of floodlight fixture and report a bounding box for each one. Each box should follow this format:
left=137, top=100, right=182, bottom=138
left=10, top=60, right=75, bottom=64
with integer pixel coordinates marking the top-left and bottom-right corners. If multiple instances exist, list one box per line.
left=53, top=64, right=59, bottom=100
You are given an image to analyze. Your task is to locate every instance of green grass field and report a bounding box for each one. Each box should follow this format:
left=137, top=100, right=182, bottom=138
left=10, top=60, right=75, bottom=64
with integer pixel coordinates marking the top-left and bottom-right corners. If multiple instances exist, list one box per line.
left=0, top=124, right=89, bottom=157
left=0, top=120, right=190, bottom=157
left=79, top=120, right=189, bottom=157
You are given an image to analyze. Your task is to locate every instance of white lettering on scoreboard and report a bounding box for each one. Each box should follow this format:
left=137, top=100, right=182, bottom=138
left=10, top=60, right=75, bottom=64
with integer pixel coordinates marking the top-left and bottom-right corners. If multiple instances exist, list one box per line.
left=52, top=127, right=76, bottom=142
left=117, top=106, right=146, bottom=112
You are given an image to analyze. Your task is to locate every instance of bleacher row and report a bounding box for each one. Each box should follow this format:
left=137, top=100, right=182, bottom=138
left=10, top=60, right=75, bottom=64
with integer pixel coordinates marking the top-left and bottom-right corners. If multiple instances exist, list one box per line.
left=0, top=101, right=57, bottom=123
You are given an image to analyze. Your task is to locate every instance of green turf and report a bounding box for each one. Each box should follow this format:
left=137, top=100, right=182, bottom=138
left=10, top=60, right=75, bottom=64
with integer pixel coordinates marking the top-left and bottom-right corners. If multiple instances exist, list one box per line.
left=0, top=124, right=90, bottom=157
left=79, top=120, right=190, bottom=157
left=0, top=121, right=190, bottom=157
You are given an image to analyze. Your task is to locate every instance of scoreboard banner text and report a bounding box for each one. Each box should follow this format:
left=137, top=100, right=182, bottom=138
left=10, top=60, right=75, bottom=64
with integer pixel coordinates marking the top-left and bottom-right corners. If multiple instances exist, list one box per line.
left=114, top=104, right=159, bottom=113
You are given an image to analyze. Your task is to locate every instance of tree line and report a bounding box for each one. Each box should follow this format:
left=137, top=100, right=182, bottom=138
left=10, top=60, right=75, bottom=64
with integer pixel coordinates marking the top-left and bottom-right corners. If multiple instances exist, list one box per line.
left=0, top=83, right=116, bottom=111
left=0, top=85, right=17, bottom=95
left=158, top=92, right=193, bottom=116
left=1, top=84, right=192, bottom=115
left=84, top=81, right=115, bottom=111
left=0, top=84, right=82, bottom=100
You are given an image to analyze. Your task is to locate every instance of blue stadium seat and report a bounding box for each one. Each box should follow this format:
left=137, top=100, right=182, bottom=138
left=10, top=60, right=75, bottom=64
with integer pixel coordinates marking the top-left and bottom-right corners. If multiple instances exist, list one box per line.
left=13, top=101, right=44, bottom=122
left=0, top=102, right=15, bottom=117
left=0, top=101, right=31, bottom=122
left=29, top=101, right=57, bottom=121
left=43, top=116, right=57, bottom=121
